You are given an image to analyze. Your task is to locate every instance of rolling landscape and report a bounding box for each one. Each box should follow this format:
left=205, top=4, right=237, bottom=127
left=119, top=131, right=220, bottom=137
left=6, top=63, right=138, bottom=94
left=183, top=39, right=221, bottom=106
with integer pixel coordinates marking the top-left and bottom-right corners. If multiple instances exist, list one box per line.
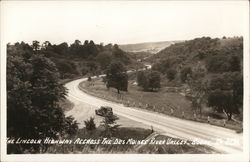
left=3, top=2, right=247, bottom=161
left=6, top=36, right=243, bottom=154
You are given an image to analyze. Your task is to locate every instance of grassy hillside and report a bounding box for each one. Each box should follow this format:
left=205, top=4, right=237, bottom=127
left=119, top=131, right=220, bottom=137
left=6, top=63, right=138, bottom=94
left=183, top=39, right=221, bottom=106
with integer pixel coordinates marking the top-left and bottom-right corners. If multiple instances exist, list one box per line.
left=119, top=40, right=182, bottom=54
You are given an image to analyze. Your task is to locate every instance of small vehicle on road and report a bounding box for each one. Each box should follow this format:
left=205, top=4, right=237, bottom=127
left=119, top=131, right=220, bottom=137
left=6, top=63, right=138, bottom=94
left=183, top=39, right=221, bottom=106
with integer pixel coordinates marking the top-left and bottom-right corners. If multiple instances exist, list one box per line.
left=95, top=106, right=113, bottom=117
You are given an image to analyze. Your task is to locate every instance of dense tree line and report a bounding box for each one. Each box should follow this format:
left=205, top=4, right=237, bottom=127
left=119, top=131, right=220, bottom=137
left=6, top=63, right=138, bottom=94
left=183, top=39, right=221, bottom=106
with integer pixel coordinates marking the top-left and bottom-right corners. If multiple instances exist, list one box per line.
left=8, top=40, right=132, bottom=80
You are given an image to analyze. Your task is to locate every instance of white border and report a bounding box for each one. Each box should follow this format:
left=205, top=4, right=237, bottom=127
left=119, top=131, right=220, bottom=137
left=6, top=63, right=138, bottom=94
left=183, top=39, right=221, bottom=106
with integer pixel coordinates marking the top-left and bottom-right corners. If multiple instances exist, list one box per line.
left=1, top=1, right=249, bottom=162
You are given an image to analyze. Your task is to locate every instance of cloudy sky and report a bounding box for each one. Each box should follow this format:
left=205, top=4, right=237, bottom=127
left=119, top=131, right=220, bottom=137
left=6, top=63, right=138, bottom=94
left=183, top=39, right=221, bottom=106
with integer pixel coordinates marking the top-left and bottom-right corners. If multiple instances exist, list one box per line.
left=1, top=1, right=248, bottom=45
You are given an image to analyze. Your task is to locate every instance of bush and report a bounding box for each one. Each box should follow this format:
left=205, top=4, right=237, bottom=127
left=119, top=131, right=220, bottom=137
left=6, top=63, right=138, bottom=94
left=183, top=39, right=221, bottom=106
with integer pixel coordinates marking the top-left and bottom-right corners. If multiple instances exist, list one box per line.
left=84, top=117, right=96, bottom=131
left=101, top=114, right=120, bottom=137
left=180, top=67, right=192, bottom=83
left=166, top=68, right=177, bottom=81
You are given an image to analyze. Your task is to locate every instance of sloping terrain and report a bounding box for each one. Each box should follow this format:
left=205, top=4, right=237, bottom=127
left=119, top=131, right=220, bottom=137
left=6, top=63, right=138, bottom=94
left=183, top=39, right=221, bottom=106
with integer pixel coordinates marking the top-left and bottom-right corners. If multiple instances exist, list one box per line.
left=119, top=40, right=182, bottom=53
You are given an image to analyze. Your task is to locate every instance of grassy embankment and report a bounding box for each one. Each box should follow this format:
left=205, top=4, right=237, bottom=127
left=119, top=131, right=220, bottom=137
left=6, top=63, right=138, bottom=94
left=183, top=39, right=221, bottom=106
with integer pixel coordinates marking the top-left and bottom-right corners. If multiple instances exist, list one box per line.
left=79, top=77, right=242, bottom=132
left=46, top=125, right=218, bottom=154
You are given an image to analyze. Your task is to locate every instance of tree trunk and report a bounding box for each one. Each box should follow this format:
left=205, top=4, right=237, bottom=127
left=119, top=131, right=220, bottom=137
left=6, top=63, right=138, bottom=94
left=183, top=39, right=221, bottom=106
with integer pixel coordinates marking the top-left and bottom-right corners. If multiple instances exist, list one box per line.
left=227, top=112, right=232, bottom=121
left=117, top=89, right=120, bottom=94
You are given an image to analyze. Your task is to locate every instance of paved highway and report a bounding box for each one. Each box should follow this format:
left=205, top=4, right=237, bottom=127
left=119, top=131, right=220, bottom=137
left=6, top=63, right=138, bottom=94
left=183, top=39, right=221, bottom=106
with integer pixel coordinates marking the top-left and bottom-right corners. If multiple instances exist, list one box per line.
left=65, top=77, right=243, bottom=154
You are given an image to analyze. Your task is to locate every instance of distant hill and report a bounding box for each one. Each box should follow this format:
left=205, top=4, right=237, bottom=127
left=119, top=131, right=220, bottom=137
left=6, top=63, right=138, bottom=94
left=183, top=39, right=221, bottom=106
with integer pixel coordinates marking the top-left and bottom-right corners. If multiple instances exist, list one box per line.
left=119, top=40, right=182, bottom=54
left=148, top=37, right=243, bottom=66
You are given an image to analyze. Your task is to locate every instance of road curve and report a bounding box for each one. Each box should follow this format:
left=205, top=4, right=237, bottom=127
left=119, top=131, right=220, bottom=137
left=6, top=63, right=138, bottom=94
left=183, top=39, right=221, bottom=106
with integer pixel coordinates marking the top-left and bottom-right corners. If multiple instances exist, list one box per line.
left=65, top=77, right=243, bottom=154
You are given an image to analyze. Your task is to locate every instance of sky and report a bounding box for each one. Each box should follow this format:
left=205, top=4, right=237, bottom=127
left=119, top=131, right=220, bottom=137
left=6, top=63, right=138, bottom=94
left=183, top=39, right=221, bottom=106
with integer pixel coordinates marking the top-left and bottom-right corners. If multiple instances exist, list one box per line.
left=1, top=1, right=249, bottom=45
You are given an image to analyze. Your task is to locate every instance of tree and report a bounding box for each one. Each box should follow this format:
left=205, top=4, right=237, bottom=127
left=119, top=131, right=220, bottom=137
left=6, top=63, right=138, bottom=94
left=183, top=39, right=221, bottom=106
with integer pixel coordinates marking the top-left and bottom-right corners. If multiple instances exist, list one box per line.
left=206, top=55, right=230, bottom=73
left=147, top=71, right=161, bottom=91
left=207, top=72, right=242, bottom=120
left=208, top=90, right=239, bottom=120
left=229, top=55, right=241, bottom=72
left=137, top=71, right=146, bottom=86
left=106, top=62, right=128, bottom=94
left=191, top=97, right=202, bottom=114
left=42, top=41, right=52, bottom=50
left=86, top=40, right=99, bottom=58
left=32, top=40, right=40, bottom=52
left=64, top=116, right=79, bottom=136
left=55, top=61, right=78, bottom=78
left=84, top=117, right=96, bottom=131
left=152, top=59, right=171, bottom=74
left=84, top=40, right=89, bottom=45
left=7, top=47, right=78, bottom=153
left=53, top=42, right=69, bottom=56
left=96, top=51, right=112, bottom=70
left=101, top=114, right=120, bottom=137
left=187, top=79, right=208, bottom=116
left=166, top=68, right=177, bottom=81
left=180, top=67, right=192, bottom=83
left=87, top=61, right=98, bottom=75
left=137, top=71, right=161, bottom=91
left=69, top=40, right=82, bottom=57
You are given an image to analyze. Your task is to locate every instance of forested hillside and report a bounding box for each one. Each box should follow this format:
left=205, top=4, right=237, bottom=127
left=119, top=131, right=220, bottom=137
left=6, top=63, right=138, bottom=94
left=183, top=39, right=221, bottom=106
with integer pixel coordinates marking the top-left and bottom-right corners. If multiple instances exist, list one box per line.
left=7, top=40, right=138, bottom=80
left=149, top=37, right=243, bottom=120
left=150, top=37, right=242, bottom=72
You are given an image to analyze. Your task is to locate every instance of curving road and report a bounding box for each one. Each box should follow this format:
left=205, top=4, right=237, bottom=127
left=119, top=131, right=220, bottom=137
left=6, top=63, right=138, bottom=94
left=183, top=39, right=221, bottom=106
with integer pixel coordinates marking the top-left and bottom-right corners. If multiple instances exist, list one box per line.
left=65, top=77, right=243, bottom=154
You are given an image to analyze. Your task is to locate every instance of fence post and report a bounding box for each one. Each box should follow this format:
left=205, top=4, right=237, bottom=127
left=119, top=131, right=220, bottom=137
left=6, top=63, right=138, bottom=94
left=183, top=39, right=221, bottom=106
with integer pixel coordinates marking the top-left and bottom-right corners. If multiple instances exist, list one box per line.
left=171, top=108, right=174, bottom=115
left=207, top=116, right=210, bottom=123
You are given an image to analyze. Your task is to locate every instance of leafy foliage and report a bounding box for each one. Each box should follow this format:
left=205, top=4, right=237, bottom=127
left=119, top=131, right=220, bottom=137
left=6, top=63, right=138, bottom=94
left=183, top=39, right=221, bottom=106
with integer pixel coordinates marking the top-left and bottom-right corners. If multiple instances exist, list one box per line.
left=7, top=43, right=78, bottom=153
left=101, top=114, right=120, bottom=138
left=149, top=37, right=243, bottom=119
left=137, top=71, right=147, bottom=87
left=166, top=68, right=177, bottom=81
left=84, top=117, right=96, bottom=131
left=180, top=67, right=192, bottom=83
left=106, top=62, right=128, bottom=94
left=207, top=72, right=243, bottom=120
left=137, top=70, right=161, bottom=91
left=8, top=40, right=133, bottom=80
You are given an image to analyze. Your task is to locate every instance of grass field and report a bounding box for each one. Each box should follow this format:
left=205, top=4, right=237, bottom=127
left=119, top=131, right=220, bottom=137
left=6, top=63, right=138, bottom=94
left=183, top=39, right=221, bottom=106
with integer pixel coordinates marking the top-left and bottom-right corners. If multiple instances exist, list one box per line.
left=79, top=78, right=242, bottom=132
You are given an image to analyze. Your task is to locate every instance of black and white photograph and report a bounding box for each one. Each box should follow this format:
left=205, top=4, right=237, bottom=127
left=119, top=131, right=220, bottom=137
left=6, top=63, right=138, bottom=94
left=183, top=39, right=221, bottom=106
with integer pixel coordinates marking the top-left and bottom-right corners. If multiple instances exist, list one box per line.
left=0, top=0, right=249, bottom=162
